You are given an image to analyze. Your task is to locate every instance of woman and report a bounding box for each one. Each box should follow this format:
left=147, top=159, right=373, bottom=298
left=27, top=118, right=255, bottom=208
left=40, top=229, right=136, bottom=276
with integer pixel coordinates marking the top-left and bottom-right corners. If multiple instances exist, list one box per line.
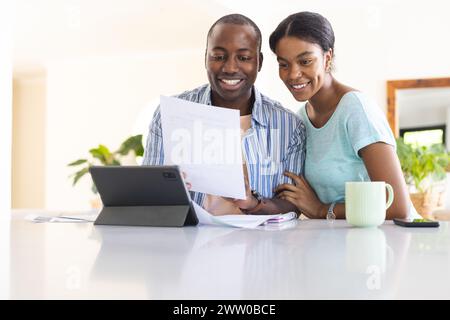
left=271, top=12, right=410, bottom=219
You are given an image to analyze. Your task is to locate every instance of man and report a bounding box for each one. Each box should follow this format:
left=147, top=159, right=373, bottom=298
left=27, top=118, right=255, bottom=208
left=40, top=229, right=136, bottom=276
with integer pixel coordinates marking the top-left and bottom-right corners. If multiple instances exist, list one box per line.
left=143, top=14, right=305, bottom=215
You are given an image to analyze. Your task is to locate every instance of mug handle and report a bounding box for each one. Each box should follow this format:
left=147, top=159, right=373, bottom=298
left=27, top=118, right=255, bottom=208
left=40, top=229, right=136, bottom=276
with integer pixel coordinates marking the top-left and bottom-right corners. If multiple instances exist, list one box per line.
left=385, top=183, right=394, bottom=209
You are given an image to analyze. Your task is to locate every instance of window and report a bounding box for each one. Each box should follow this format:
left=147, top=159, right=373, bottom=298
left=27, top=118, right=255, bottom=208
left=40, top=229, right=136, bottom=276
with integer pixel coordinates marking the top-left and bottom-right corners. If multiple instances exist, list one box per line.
left=400, top=125, right=445, bottom=147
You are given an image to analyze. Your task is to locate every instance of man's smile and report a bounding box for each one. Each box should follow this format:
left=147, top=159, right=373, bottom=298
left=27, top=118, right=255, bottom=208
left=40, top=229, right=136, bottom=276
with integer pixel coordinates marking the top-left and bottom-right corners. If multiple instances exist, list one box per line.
left=218, top=78, right=245, bottom=90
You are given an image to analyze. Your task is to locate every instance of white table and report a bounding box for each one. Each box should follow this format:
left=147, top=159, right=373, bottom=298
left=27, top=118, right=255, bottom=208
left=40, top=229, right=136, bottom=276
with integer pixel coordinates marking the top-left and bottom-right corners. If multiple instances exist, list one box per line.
left=4, top=212, right=450, bottom=299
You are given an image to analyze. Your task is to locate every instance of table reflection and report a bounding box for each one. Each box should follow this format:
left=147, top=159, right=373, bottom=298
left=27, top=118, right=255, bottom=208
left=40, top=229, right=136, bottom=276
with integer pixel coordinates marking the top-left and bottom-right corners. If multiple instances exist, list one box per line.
left=89, top=222, right=414, bottom=299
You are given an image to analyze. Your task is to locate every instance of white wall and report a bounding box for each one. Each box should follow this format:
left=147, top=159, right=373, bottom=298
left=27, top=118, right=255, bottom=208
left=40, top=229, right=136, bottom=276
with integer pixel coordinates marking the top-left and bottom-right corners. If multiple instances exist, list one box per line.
left=1, top=1, right=13, bottom=212
left=45, top=51, right=206, bottom=209
left=12, top=0, right=450, bottom=210
left=0, top=0, right=13, bottom=301
left=259, top=0, right=450, bottom=114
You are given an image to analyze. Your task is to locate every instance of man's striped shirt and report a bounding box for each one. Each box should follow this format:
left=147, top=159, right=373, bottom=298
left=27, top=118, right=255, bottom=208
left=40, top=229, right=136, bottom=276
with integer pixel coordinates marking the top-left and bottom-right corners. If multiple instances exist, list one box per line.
left=143, top=84, right=306, bottom=206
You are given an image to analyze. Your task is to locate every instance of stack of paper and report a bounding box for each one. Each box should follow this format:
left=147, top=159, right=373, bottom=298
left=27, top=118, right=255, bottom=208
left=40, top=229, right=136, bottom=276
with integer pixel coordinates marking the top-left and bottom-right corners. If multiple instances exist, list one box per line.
left=25, top=214, right=97, bottom=223
left=263, top=212, right=297, bottom=224
left=192, top=202, right=297, bottom=229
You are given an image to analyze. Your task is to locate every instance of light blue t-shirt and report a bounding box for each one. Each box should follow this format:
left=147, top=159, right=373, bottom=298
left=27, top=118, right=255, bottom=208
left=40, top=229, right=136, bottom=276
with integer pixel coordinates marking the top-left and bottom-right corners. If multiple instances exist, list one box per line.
left=298, top=91, right=396, bottom=204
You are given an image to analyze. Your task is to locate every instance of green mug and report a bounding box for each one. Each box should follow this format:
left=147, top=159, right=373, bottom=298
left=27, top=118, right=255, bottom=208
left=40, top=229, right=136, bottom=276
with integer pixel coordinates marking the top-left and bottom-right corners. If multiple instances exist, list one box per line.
left=345, top=181, right=394, bottom=227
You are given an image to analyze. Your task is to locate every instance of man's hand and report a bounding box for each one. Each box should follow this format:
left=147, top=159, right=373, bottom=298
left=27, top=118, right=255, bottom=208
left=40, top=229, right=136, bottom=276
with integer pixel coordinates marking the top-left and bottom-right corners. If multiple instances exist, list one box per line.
left=224, top=174, right=258, bottom=210
left=181, top=171, right=192, bottom=190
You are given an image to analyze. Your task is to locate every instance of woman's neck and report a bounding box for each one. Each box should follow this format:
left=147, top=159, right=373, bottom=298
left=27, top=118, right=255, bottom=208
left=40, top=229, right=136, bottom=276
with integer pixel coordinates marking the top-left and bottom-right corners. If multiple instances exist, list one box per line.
left=308, top=76, right=342, bottom=115
left=306, top=76, right=354, bottom=128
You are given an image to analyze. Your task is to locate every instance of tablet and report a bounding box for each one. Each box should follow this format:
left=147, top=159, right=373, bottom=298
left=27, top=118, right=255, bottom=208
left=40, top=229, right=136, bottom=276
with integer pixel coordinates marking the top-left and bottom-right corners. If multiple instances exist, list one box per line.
left=90, top=165, right=198, bottom=227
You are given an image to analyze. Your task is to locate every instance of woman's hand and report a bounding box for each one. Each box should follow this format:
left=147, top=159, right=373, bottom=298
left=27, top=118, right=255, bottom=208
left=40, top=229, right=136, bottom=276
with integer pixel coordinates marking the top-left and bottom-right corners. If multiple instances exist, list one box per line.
left=275, top=172, right=327, bottom=219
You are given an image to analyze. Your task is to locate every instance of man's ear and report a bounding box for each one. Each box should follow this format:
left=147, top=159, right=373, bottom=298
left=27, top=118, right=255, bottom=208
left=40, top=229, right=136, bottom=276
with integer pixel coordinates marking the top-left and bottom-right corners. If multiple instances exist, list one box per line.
left=204, top=49, right=207, bottom=68
left=258, top=52, right=263, bottom=72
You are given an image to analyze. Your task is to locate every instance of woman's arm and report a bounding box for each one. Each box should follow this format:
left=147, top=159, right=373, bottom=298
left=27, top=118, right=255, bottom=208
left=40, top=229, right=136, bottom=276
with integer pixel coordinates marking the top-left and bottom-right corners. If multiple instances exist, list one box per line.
left=359, top=142, right=409, bottom=219
left=275, top=142, right=410, bottom=219
left=319, top=143, right=411, bottom=219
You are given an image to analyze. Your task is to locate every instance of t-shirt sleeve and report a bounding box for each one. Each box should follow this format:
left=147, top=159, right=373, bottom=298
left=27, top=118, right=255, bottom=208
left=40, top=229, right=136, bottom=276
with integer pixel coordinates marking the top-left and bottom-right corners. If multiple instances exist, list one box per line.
left=346, top=93, right=396, bottom=157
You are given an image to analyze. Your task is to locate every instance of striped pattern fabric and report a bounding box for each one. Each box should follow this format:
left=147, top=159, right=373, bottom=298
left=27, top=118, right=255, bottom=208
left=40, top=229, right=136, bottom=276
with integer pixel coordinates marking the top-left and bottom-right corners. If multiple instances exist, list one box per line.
left=142, top=84, right=306, bottom=206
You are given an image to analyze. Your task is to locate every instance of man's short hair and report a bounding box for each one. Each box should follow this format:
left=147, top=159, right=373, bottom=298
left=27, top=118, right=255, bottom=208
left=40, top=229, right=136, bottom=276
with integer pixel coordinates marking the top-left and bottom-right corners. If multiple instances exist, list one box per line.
left=206, top=14, right=262, bottom=52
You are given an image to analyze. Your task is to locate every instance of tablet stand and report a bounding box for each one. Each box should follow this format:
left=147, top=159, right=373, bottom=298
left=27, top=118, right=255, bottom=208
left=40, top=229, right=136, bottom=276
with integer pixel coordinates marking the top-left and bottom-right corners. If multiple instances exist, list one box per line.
left=94, top=204, right=198, bottom=227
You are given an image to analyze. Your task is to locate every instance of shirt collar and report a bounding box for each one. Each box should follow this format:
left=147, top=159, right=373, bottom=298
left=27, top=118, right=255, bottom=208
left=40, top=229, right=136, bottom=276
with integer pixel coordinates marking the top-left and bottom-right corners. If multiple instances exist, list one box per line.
left=203, top=84, right=269, bottom=127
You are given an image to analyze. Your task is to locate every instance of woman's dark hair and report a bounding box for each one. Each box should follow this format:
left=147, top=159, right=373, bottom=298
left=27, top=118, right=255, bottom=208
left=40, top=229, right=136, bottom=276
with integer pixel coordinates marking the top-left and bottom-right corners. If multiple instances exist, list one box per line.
left=269, top=12, right=335, bottom=55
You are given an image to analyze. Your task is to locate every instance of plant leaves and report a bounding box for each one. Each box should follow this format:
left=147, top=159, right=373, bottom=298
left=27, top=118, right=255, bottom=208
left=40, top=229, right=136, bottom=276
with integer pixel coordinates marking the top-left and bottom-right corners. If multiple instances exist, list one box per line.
left=68, top=159, right=88, bottom=166
left=72, top=167, right=89, bottom=186
left=116, top=134, right=144, bottom=157
left=396, top=137, right=450, bottom=192
left=69, top=135, right=145, bottom=191
left=89, top=145, right=112, bottom=164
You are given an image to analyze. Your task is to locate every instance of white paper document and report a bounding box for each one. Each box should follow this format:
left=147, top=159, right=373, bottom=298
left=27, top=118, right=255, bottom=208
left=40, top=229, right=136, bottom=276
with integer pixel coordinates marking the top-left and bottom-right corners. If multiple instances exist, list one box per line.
left=192, top=201, right=297, bottom=229
left=25, top=213, right=98, bottom=223
left=160, top=95, right=246, bottom=199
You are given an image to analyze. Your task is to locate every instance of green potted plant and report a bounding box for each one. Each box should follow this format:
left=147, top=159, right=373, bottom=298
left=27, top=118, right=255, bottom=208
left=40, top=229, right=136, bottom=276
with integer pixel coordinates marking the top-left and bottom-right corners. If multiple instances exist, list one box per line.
left=68, top=134, right=144, bottom=208
left=396, top=137, right=450, bottom=217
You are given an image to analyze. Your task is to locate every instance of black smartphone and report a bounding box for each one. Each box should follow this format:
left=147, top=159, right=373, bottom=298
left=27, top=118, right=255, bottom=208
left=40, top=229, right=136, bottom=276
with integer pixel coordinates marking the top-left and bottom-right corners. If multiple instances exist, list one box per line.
left=393, top=218, right=440, bottom=228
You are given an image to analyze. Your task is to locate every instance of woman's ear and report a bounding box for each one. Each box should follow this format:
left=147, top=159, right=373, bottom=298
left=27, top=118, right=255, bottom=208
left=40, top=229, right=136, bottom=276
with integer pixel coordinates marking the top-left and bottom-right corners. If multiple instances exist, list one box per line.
left=325, top=48, right=333, bottom=72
